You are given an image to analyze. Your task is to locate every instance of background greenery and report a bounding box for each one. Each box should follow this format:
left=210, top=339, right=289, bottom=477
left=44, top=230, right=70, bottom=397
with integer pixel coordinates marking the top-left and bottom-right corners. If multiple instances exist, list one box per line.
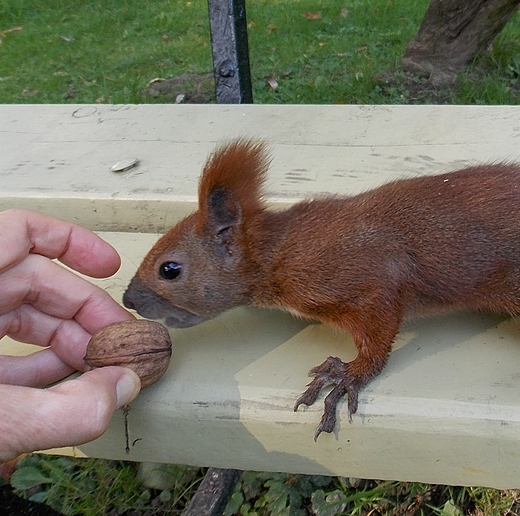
left=1, top=0, right=520, bottom=514
left=1, top=0, right=519, bottom=104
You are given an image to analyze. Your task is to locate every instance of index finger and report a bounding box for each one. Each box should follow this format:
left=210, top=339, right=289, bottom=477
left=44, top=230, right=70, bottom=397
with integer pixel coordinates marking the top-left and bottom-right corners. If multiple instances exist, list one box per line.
left=0, top=209, right=120, bottom=278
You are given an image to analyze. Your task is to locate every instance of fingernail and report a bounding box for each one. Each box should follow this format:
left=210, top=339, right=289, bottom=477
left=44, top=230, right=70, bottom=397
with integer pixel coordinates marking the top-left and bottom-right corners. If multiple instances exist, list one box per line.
left=116, top=369, right=141, bottom=408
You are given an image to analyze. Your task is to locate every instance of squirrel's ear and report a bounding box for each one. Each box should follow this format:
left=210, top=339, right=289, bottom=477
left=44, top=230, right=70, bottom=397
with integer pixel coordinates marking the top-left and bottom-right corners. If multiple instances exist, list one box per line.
left=206, top=187, right=243, bottom=262
left=207, top=187, right=243, bottom=231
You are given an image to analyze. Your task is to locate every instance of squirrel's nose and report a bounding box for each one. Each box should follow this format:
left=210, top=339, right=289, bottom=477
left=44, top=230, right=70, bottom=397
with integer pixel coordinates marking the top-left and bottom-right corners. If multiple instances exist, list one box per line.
left=122, top=289, right=135, bottom=310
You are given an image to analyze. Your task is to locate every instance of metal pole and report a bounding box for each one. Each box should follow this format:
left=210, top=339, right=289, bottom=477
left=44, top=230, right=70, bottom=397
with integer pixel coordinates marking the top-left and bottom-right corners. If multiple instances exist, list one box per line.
left=207, top=0, right=253, bottom=103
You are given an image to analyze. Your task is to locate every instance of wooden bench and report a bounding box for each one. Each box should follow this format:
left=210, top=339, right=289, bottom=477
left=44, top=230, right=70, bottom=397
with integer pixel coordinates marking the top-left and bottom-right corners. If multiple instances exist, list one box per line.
left=2, top=104, right=520, bottom=489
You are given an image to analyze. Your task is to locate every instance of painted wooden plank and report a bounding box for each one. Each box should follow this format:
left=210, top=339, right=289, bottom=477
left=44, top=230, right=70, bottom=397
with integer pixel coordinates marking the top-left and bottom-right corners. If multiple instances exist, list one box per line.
left=2, top=105, right=520, bottom=488
left=1, top=104, right=520, bottom=231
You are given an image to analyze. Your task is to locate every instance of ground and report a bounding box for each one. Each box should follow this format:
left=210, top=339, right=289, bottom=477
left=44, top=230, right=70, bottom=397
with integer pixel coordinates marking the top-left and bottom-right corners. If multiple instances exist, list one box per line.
left=0, top=485, right=61, bottom=516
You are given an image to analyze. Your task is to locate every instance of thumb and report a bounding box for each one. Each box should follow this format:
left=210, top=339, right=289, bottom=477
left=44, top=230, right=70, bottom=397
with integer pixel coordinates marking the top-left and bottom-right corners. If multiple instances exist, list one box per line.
left=0, top=367, right=141, bottom=462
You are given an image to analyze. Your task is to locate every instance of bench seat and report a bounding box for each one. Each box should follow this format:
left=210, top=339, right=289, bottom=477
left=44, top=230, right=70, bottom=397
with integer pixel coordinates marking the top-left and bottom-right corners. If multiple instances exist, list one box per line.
left=2, top=104, right=520, bottom=488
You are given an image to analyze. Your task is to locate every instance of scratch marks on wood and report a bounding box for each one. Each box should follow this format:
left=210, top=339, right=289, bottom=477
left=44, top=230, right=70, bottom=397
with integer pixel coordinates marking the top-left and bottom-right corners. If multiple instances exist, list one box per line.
left=72, top=106, right=98, bottom=118
left=285, top=169, right=315, bottom=183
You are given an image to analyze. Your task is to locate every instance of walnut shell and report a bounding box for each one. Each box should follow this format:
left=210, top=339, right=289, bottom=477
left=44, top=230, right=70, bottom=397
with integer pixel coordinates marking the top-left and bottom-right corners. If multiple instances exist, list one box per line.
left=84, top=320, right=172, bottom=388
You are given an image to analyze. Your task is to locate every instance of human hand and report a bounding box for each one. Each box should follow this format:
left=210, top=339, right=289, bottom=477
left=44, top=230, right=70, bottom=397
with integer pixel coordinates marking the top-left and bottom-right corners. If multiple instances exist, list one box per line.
left=0, top=209, right=141, bottom=460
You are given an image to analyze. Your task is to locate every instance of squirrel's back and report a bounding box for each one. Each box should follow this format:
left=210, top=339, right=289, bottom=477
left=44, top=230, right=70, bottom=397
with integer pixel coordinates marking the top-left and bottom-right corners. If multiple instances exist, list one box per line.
left=249, top=163, right=520, bottom=320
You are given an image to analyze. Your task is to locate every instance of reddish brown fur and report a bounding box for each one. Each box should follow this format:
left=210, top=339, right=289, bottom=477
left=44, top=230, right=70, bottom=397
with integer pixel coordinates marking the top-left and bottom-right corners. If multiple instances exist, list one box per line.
left=124, top=139, right=520, bottom=438
left=197, top=139, right=269, bottom=230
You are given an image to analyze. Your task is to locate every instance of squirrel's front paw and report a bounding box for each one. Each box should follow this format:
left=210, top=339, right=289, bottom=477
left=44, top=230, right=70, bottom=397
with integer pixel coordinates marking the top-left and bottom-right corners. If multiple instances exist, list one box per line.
left=293, top=356, right=364, bottom=440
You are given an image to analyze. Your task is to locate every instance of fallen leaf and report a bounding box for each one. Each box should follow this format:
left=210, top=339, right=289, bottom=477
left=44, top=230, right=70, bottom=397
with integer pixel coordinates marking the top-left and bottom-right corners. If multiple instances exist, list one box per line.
left=267, top=24, right=277, bottom=33
left=303, top=11, right=321, bottom=20
left=145, top=77, right=166, bottom=88
left=440, top=500, right=463, bottom=516
left=266, top=75, right=278, bottom=90
left=340, top=8, right=349, bottom=18
left=21, top=89, right=38, bottom=97
left=318, top=41, right=326, bottom=47
left=59, top=35, right=75, bottom=43
left=0, top=26, right=23, bottom=38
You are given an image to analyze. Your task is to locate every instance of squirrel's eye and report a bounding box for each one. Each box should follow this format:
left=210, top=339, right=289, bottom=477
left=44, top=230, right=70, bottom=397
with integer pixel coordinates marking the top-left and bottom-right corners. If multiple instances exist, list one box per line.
left=159, top=261, right=182, bottom=280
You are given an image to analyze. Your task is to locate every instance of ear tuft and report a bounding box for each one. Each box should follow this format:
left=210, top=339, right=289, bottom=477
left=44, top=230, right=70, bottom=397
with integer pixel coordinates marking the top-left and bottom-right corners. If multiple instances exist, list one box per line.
left=197, top=139, right=270, bottom=232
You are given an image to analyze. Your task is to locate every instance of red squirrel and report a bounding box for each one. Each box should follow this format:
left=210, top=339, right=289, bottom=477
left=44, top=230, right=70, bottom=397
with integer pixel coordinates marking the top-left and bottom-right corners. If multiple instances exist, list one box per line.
left=123, top=139, right=520, bottom=439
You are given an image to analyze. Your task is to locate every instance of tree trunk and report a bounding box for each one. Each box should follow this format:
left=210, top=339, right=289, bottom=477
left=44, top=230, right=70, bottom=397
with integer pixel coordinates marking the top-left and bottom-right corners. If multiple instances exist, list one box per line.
left=402, top=0, right=520, bottom=82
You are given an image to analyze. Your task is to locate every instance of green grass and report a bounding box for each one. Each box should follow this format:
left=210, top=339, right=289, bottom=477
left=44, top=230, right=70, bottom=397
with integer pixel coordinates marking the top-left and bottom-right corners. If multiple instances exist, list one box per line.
left=6, top=454, right=203, bottom=515
left=8, top=455, right=520, bottom=515
left=2, top=1, right=520, bottom=514
left=246, top=0, right=426, bottom=104
left=1, top=0, right=519, bottom=104
left=0, top=0, right=212, bottom=103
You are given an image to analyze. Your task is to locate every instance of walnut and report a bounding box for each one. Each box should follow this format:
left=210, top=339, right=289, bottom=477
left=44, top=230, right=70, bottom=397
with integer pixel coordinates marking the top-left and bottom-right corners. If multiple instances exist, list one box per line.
left=84, top=320, right=172, bottom=388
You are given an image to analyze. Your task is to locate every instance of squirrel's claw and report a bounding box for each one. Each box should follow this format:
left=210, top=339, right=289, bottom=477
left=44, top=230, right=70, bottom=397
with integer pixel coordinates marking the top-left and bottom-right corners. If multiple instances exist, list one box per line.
left=294, top=356, right=363, bottom=440
left=294, top=377, right=327, bottom=411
